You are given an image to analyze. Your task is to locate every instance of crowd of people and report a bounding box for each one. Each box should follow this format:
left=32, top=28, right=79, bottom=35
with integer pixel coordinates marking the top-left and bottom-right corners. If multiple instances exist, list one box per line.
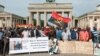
left=0, top=26, right=100, bottom=55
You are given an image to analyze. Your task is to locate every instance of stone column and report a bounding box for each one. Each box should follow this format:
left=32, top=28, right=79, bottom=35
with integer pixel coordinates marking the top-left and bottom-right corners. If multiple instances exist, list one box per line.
left=86, top=17, right=87, bottom=28
left=84, top=18, right=85, bottom=28
left=44, top=12, right=47, bottom=27
left=5, top=17, right=7, bottom=27
left=21, top=19, right=23, bottom=24
left=19, top=19, right=21, bottom=24
left=0, top=18, right=2, bottom=27
left=20, top=19, right=21, bottom=24
left=62, top=11, right=64, bottom=16
left=36, top=12, right=40, bottom=26
left=7, top=17, right=11, bottom=27
left=83, top=18, right=85, bottom=29
left=18, top=19, right=19, bottom=24
left=97, top=17, right=100, bottom=30
left=89, top=16, right=94, bottom=30
left=79, top=19, right=81, bottom=28
left=85, top=17, right=87, bottom=28
left=82, top=17, right=85, bottom=29
left=73, top=17, right=75, bottom=27
left=68, top=11, right=72, bottom=28
left=80, top=18, right=83, bottom=29
left=14, top=19, right=16, bottom=27
left=10, top=17, right=12, bottom=27
left=87, top=16, right=89, bottom=27
left=29, top=12, right=33, bottom=25
left=78, top=20, right=80, bottom=27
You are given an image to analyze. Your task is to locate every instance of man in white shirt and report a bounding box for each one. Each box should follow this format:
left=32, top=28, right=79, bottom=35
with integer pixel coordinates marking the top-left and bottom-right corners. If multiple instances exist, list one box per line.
left=62, top=29, right=71, bottom=41
left=22, top=28, right=30, bottom=38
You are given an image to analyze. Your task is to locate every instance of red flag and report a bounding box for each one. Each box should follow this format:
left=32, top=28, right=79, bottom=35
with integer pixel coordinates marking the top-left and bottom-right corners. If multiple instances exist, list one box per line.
left=51, top=11, right=71, bottom=23
left=63, top=17, right=71, bottom=23
left=51, top=11, right=63, bottom=21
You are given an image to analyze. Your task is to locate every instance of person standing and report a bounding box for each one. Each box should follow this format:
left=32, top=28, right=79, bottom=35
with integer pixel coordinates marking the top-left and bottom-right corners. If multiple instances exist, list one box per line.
left=10, top=28, right=17, bottom=37
left=30, top=26, right=41, bottom=37
left=92, top=27, right=100, bottom=48
left=48, top=29, right=58, bottom=55
left=56, top=27, right=62, bottom=40
left=39, top=27, right=46, bottom=37
left=30, top=27, right=35, bottom=37
left=2, top=28, right=11, bottom=56
left=48, top=30, right=56, bottom=40
left=0, top=28, right=4, bottom=54
left=62, top=29, right=71, bottom=41
left=86, top=27, right=92, bottom=41
left=22, top=28, right=30, bottom=38
left=79, top=29, right=89, bottom=41
left=70, top=28, right=78, bottom=40
left=92, top=27, right=99, bottom=43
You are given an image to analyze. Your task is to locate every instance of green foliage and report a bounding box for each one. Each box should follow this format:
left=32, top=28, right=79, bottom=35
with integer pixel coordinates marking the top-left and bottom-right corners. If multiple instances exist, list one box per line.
left=40, top=20, right=44, bottom=27
left=33, top=19, right=36, bottom=26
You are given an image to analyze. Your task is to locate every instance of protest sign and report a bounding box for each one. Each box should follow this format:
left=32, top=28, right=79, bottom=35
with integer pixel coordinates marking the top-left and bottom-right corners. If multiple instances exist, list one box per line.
left=9, top=37, right=49, bottom=54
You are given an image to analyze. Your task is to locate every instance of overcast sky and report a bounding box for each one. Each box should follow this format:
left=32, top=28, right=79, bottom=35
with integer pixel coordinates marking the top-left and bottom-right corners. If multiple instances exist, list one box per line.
left=0, top=0, right=100, bottom=17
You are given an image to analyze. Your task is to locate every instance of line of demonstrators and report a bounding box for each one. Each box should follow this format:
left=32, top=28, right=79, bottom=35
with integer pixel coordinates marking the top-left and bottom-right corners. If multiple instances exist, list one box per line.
left=0, top=26, right=100, bottom=55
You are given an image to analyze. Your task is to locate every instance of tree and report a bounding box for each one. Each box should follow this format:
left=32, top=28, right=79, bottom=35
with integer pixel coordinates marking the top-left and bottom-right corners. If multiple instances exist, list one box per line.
left=40, top=20, right=44, bottom=27
left=33, top=19, right=36, bottom=26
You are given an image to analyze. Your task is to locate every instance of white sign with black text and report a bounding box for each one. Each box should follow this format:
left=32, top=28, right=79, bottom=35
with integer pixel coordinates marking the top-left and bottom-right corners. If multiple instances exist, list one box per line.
left=9, top=37, right=49, bottom=54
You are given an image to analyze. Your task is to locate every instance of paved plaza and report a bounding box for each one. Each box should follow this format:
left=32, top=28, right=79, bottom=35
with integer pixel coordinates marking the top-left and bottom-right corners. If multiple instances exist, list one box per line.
left=0, top=53, right=94, bottom=56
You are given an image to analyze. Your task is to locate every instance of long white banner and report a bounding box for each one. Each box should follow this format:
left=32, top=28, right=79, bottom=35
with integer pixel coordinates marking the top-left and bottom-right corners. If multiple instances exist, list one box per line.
left=9, top=37, right=49, bottom=54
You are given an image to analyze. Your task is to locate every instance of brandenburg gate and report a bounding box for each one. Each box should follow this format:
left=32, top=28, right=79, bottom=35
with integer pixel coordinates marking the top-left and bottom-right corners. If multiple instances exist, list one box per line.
left=28, top=0, right=73, bottom=27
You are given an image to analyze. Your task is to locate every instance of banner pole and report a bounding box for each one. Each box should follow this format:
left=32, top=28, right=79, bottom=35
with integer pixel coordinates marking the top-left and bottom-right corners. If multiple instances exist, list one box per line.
left=2, top=39, right=7, bottom=56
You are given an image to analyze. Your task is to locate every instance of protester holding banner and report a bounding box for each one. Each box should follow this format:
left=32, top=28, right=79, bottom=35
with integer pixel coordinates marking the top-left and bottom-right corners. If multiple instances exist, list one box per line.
left=2, top=28, right=11, bottom=55
left=37, top=27, right=46, bottom=37
left=30, top=26, right=36, bottom=37
left=22, top=28, right=30, bottom=38
left=10, top=28, right=18, bottom=37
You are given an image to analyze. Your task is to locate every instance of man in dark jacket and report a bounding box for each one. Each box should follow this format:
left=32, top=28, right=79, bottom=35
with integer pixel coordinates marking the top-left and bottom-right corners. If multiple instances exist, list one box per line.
left=30, top=27, right=41, bottom=37
left=70, top=28, right=78, bottom=40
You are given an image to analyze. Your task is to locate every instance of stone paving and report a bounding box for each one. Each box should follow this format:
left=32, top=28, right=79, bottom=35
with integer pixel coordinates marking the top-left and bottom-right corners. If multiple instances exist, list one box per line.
left=0, top=53, right=94, bottom=56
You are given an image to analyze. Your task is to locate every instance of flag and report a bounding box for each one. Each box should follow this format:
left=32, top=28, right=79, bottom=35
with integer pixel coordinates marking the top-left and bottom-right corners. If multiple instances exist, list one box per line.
left=51, top=11, right=63, bottom=21
left=51, top=11, right=71, bottom=23
left=63, top=17, right=71, bottom=23
left=48, top=11, right=60, bottom=25
left=48, top=11, right=71, bottom=27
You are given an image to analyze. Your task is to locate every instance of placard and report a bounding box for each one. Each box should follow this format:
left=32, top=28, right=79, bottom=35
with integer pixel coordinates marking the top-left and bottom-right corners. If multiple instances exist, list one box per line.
left=9, top=37, right=49, bottom=54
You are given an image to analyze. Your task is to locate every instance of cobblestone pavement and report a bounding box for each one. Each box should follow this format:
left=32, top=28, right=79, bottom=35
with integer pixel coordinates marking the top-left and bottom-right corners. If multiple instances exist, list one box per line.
left=0, top=53, right=94, bottom=56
